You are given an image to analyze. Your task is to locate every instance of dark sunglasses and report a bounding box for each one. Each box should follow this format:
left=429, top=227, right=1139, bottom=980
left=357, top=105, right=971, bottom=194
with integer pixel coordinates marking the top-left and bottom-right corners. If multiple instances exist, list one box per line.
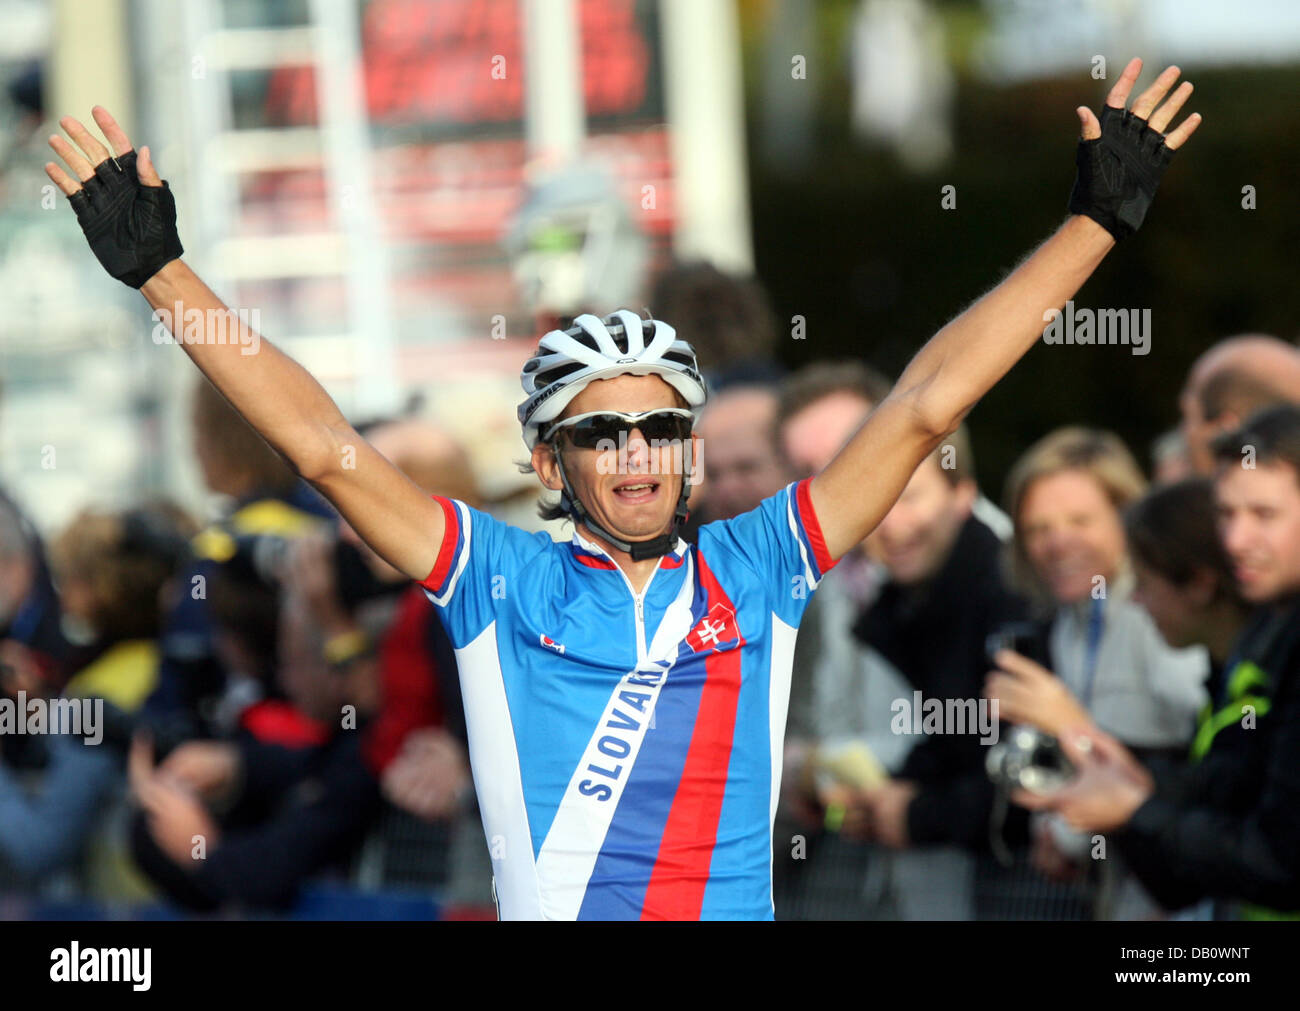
left=543, top=409, right=694, bottom=449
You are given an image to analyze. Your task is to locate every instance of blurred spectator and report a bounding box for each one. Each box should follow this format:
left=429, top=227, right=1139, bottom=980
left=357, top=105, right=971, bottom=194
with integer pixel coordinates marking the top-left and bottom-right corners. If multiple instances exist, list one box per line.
left=776, top=361, right=892, bottom=480
left=1126, top=479, right=1251, bottom=704
left=692, top=384, right=791, bottom=524
left=144, top=378, right=331, bottom=741
left=990, top=427, right=1208, bottom=916
left=128, top=557, right=382, bottom=912
left=328, top=418, right=475, bottom=799
left=350, top=419, right=482, bottom=907
left=650, top=261, right=782, bottom=388
left=775, top=362, right=895, bottom=757
left=845, top=427, right=1029, bottom=918
left=1016, top=407, right=1300, bottom=917
left=771, top=361, right=907, bottom=918
left=1000, top=428, right=1208, bottom=746
left=0, top=501, right=195, bottom=900
left=774, top=358, right=1024, bottom=918
left=777, top=361, right=1011, bottom=759
left=777, top=361, right=1012, bottom=537
left=0, top=488, right=69, bottom=697
left=129, top=418, right=477, bottom=913
left=1179, top=335, right=1300, bottom=475
left=850, top=425, right=1026, bottom=832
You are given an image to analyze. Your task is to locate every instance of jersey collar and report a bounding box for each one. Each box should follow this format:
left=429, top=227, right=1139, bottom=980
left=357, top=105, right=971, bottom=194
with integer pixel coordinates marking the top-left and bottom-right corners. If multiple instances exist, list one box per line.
left=569, top=527, right=688, bottom=571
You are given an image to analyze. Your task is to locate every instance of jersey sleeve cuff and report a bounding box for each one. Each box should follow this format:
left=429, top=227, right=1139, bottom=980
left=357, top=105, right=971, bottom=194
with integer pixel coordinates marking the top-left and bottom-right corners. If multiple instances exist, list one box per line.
left=794, top=478, right=838, bottom=578
left=419, top=496, right=467, bottom=602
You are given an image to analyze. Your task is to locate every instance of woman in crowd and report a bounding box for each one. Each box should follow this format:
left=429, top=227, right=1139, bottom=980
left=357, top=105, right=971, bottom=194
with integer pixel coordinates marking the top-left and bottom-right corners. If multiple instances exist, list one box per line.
left=984, top=428, right=1208, bottom=917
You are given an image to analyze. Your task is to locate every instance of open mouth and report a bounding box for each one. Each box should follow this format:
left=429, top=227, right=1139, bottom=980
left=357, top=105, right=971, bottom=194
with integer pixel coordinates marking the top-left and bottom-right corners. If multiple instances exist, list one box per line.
left=612, top=480, right=661, bottom=504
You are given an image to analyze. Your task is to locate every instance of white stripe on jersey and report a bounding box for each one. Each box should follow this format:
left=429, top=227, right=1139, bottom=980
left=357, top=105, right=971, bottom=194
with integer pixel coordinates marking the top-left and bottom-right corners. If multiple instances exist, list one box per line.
left=785, top=486, right=821, bottom=590
left=534, top=556, right=697, bottom=920
left=766, top=613, right=798, bottom=915
left=457, top=621, right=542, bottom=919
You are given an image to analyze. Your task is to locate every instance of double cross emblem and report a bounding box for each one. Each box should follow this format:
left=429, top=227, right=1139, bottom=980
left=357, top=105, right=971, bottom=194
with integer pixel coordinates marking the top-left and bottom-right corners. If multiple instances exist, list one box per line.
left=685, top=603, right=740, bottom=654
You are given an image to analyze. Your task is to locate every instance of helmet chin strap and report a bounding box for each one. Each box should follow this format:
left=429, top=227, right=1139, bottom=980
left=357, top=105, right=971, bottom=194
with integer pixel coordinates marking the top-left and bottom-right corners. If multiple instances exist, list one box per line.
left=552, top=445, right=692, bottom=562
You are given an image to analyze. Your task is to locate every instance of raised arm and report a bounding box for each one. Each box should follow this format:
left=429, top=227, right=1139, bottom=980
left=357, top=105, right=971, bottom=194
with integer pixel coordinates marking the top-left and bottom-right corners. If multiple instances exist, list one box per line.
left=810, top=59, right=1201, bottom=560
left=46, top=107, right=443, bottom=583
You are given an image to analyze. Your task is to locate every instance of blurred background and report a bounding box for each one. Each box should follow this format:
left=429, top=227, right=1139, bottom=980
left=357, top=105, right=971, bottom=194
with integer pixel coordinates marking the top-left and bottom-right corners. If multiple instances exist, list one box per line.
left=0, top=0, right=1296, bottom=921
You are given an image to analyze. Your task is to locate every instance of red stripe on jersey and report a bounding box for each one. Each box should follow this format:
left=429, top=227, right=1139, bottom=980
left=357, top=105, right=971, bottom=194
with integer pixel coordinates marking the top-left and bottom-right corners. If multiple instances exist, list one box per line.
left=796, top=478, right=837, bottom=575
left=420, top=496, right=461, bottom=593
left=640, top=553, right=744, bottom=920
left=574, top=552, right=618, bottom=570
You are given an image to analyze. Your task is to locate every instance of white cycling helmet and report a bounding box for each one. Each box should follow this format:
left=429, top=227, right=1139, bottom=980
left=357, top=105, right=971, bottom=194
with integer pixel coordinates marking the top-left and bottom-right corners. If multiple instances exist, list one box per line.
left=518, top=310, right=707, bottom=450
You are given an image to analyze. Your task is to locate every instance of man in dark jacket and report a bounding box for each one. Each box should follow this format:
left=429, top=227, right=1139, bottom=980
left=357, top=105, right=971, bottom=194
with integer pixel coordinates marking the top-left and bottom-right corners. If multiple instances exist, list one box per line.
left=849, top=427, right=1029, bottom=852
left=1021, top=405, right=1300, bottom=915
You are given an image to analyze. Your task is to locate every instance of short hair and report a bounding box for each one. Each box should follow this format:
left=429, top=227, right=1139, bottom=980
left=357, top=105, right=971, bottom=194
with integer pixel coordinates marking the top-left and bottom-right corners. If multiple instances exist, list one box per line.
left=772, top=361, right=975, bottom=483
left=1004, top=427, right=1148, bottom=599
left=1199, top=367, right=1300, bottom=424
left=208, top=549, right=281, bottom=689
left=1125, top=478, right=1241, bottom=606
left=649, top=262, right=778, bottom=372
left=50, top=500, right=198, bottom=642
left=192, top=377, right=298, bottom=497
left=1211, top=403, right=1300, bottom=485
left=774, top=360, right=893, bottom=438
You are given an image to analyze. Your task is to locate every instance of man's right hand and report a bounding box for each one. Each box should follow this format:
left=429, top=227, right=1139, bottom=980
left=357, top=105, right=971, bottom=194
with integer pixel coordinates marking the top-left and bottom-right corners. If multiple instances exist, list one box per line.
left=45, top=106, right=183, bottom=288
left=46, top=110, right=446, bottom=587
left=1068, top=59, right=1201, bottom=241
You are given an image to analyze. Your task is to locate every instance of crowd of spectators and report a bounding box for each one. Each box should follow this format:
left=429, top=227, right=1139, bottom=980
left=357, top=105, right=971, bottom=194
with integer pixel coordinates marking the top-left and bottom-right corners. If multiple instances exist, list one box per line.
left=2, top=261, right=1299, bottom=921
left=0, top=380, right=490, bottom=917
left=682, top=275, right=1300, bottom=922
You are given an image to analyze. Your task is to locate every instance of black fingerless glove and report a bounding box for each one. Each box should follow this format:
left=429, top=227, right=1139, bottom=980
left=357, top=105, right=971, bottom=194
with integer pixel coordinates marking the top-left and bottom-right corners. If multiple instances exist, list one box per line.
left=1067, top=105, right=1175, bottom=241
left=67, top=150, right=184, bottom=288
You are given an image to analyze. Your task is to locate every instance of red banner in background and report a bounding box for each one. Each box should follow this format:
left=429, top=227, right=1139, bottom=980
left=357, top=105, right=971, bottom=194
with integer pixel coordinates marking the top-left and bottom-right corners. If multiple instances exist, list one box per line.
left=235, top=0, right=674, bottom=356
left=265, top=0, right=654, bottom=128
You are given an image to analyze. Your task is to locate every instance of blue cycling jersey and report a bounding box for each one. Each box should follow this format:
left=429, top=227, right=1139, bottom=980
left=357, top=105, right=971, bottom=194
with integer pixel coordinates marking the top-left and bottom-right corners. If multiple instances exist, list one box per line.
left=419, top=479, right=836, bottom=920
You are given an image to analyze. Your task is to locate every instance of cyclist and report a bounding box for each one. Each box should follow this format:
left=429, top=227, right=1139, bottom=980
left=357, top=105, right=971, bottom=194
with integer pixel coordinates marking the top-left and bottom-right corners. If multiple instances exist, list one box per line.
left=45, top=59, right=1199, bottom=919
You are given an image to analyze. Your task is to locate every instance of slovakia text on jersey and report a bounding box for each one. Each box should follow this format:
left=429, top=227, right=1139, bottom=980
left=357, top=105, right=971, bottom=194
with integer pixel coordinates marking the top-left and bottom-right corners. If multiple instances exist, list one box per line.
left=419, top=479, right=836, bottom=920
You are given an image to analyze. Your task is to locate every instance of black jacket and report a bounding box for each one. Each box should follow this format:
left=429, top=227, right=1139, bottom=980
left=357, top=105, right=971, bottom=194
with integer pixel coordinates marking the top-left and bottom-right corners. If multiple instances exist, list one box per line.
left=1116, top=596, right=1300, bottom=912
left=853, top=515, right=1030, bottom=850
left=131, top=730, right=381, bottom=911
